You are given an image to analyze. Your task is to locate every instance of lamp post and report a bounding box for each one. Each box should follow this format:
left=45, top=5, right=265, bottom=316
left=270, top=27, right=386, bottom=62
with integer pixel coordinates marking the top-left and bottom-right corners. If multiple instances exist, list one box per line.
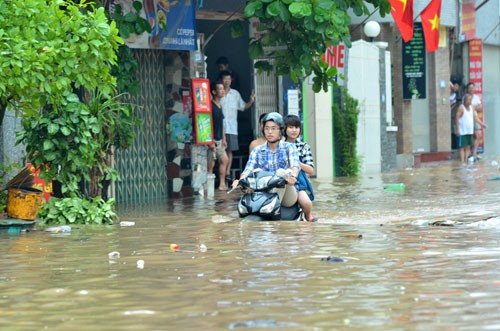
left=363, top=21, right=381, bottom=42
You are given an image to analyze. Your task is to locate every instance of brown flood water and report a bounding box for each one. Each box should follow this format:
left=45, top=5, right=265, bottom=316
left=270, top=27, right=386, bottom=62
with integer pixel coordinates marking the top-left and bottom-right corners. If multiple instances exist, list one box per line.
left=2, top=159, right=500, bottom=330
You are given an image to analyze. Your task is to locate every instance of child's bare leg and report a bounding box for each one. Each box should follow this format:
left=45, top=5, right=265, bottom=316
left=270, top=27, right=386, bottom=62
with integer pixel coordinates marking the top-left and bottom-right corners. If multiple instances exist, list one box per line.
left=298, top=191, right=314, bottom=221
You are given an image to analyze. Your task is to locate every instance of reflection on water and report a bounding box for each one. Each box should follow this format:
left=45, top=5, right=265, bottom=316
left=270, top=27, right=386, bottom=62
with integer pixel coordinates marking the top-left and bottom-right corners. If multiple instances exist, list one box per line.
left=2, top=161, right=500, bottom=330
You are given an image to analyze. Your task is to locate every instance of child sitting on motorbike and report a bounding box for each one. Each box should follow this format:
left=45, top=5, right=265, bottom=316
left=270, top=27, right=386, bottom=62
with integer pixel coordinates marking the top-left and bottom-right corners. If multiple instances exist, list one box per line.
left=231, top=112, right=300, bottom=211
left=284, top=115, right=317, bottom=222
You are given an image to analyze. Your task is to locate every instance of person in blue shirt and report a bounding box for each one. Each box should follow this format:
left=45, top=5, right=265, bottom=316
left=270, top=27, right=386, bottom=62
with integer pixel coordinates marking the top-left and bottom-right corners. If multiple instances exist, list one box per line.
left=231, top=112, right=299, bottom=209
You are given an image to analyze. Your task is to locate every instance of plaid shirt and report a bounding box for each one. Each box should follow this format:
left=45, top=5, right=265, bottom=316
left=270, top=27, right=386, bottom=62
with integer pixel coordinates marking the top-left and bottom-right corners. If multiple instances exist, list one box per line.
left=242, top=141, right=300, bottom=176
left=293, top=139, right=314, bottom=168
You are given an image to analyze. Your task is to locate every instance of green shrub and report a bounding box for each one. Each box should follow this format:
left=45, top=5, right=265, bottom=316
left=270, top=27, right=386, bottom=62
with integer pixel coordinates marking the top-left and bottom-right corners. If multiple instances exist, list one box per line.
left=334, top=87, right=361, bottom=177
left=38, top=197, right=118, bottom=225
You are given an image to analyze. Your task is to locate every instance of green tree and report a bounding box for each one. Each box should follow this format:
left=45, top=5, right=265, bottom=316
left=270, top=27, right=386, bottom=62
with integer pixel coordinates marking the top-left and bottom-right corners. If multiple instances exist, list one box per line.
left=0, top=0, right=122, bottom=123
left=0, top=1, right=126, bottom=224
left=235, top=0, right=391, bottom=92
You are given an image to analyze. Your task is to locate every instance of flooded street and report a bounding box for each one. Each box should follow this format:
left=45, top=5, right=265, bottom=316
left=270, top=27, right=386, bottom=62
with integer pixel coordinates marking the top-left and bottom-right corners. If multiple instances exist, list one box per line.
left=3, top=159, right=500, bottom=330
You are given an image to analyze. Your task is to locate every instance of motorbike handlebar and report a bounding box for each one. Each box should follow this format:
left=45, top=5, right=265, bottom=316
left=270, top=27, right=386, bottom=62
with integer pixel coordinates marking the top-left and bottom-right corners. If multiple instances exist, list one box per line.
left=227, top=177, right=250, bottom=194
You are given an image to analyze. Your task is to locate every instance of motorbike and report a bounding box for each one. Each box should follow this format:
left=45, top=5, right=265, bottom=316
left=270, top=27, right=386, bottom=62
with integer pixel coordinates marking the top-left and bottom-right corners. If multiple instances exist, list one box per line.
left=232, top=169, right=303, bottom=221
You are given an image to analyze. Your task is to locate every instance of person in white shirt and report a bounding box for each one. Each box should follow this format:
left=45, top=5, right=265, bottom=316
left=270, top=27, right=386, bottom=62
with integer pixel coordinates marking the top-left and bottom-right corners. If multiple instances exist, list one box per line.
left=219, top=71, right=255, bottom=181
left=466, top=82, right=487, bottom=159
left=456, top=94, right=475, bottom=165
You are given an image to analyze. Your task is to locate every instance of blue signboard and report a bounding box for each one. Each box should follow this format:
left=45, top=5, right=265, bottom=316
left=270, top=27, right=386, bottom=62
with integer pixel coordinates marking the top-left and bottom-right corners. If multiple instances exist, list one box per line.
left=113, top=0, right=197, bottom=51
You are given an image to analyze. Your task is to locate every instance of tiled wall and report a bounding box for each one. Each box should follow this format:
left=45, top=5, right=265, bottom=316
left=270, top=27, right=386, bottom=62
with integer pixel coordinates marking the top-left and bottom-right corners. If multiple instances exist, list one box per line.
left=115, top=49, right=196, bottom=201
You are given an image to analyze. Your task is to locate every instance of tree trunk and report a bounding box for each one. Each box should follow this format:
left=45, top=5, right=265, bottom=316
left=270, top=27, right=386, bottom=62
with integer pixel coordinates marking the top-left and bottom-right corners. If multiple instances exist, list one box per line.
left=0, top=102, right=7, bottom=126
left=89, top=166, right=102, bottom=198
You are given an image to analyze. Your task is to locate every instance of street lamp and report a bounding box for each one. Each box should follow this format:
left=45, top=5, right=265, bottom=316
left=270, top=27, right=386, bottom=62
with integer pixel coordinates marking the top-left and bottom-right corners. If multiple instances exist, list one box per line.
left=364, top=21, right=381, bottom=42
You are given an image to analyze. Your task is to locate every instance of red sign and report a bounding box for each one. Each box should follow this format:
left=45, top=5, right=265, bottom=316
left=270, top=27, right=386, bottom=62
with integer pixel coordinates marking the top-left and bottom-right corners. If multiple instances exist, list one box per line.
left=468, top=39, right=484, bottom=152
left=322, top=44, right=345, bottom=85
left=191, top=78, right=213, bottom=145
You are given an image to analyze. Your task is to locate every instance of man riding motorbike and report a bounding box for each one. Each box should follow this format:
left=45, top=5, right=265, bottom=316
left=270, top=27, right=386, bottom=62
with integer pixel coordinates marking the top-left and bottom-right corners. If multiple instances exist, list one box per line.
left=231, top=112, right=299, bottom=208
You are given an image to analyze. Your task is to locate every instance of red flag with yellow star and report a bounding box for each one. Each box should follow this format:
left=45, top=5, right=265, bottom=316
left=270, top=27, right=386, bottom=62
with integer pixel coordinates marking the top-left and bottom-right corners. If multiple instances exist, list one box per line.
left=389, top=0, right=414, bottom=42
left=421, top=0, right=442, bottom=52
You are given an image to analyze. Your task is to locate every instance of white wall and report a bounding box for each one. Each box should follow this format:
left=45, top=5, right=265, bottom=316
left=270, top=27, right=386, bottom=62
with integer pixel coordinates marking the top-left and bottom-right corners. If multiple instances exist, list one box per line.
left=313, top=90, right=334, bottom=179
left=348, top=40, right=381, bottom=173
left=483, top=45, right=500, bottom=155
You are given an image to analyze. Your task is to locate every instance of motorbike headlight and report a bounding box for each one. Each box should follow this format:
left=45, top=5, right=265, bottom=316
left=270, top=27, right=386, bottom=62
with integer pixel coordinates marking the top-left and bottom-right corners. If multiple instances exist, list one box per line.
left=260, top=197, right=278, bottom=214
left=238, top=203, right=248, bottom=215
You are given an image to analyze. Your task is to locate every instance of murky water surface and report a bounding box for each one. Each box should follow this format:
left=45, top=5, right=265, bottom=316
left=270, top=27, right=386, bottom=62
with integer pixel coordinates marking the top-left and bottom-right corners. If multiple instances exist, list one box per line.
left=3, top=160, right=500, bottom=330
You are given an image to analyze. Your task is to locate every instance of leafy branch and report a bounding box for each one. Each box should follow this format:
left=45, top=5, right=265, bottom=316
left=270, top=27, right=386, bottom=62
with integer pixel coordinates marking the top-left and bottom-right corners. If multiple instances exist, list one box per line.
left=232, top=0, right=391, bottom=92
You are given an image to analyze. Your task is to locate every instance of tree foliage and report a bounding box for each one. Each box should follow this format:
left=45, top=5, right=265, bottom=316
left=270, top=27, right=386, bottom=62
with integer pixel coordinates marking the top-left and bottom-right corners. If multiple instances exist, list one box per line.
left=235, top=0, right=391, bottom=92
left=0, top=1, right=122, bottom=117
left=0, top=1, right=134, bottom=224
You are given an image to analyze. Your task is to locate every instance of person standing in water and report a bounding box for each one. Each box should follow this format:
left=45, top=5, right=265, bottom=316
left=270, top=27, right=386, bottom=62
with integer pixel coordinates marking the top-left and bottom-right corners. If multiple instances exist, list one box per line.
left=456, top=94, right=483, bottom=165
left=219, top=71, right=255, bottom=182
left=207, top=80, right=229, bottom=190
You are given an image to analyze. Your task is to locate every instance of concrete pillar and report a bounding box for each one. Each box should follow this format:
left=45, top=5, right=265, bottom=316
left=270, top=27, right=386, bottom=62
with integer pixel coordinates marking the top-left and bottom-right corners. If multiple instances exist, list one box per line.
left=428, top=48, right=451, bottom=152
left=348, top=40, right=382, bottom=173
left=313, top=90, right=334, bottom=179
left=389, top=27, right=414, bottom=155
left=2, top=109, right=25, bottom=177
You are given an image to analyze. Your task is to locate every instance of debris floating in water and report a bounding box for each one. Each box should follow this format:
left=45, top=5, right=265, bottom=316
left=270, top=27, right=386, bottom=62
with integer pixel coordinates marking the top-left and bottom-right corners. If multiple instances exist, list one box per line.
left=487, top=176, right=500, bottom=181
left=411, top=219, right=430, bottom=226
left=199, top=244, right=207, bottom=252
left=211, top=215, right=234, bottom=224
left=383, top=183, right=405, bottom=192
left=136, top=260, right=144, bottom=269
left=170, top=244, right=180, bottom=251
left=467, top=217, right=500, bottom=228
left=119, top=221, right=135, bottom=227
left=45, top=226, right=71, bottom=233
left=122, top=310, right=155, bottom=316
left=321, top=256, right=346, bottom=263
left=108, top=251, right=120, bottom=259
left=210, top=279, right=233, bottom=284
left=344, top=234, right=363, bottom=239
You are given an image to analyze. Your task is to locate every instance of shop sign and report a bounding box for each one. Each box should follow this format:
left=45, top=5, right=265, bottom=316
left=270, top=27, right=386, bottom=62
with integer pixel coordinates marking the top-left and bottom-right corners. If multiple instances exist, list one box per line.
left=113, top=0, right=197, bottom=50
left=191, top=78, right=214, bottom=145
left=469, top=39, right=484, bottom=152
left=402, top=23, right=426, bottom=100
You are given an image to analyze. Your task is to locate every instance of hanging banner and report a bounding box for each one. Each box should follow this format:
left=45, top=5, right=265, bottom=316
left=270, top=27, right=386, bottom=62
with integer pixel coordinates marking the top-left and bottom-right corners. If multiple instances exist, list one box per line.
left=460, top=0, right=476, bottom=42
left=112, top=0, right=196, bottom=50
left=191, top=78, right=213, bottom=145
left=402, top=23, right=426, bottom=100
left=469, top=39, right=484, bottom=152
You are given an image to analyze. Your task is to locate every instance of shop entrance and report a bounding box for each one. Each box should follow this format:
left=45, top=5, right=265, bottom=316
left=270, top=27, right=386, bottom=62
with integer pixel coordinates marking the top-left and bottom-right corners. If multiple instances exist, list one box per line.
left=197, top=18, right=255, bottom=180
